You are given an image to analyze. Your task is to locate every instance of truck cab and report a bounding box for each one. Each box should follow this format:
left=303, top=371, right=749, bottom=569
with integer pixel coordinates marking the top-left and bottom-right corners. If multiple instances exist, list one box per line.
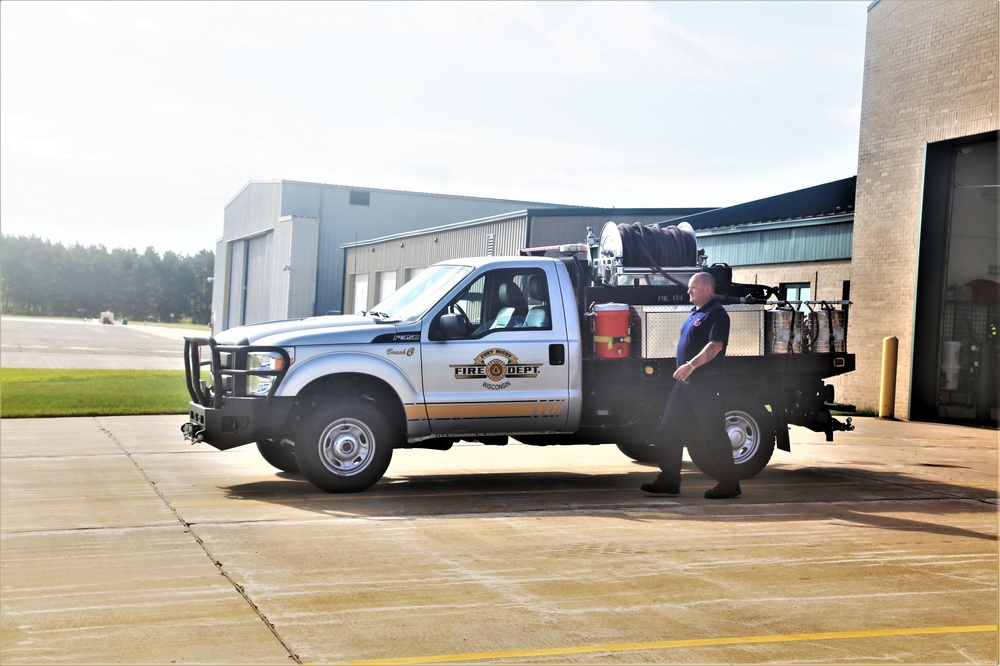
left=184, top=256, right=585, bottom=492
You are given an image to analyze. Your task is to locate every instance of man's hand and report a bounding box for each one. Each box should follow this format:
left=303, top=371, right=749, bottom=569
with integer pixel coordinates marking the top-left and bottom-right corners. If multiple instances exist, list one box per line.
left=673, top=363, right=695, bottom=382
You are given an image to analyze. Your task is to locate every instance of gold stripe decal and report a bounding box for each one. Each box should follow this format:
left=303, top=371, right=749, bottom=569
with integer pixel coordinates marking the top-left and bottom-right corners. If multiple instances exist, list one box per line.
left=426, top=400, right=564, bottom=420
left=404, top=404, right=426, bottom=420
left=534, top=400, right=563, bottom=417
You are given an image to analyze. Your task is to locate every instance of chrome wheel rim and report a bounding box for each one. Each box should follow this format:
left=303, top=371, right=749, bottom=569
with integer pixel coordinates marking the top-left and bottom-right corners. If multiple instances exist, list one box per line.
left=725, top=410, right=760, bottom=465
left=317, top=419, right=374, bottom=476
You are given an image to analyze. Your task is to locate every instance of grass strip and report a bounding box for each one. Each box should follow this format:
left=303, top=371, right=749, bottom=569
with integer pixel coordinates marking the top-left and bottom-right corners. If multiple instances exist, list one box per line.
left=1, top=369, right=189, bottom=418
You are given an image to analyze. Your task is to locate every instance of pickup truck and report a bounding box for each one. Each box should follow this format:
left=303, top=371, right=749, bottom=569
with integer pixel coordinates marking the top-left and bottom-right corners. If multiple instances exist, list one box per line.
left=183, top=225, right=855, bottom=493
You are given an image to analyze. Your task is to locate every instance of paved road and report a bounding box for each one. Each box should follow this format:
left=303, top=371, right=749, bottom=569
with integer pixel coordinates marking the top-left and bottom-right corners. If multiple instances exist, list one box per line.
left=1, top=315, right=997, bottom=664
left=0, top=316, right=206, bottom=370
left=1, top=414, right=996, bottom=665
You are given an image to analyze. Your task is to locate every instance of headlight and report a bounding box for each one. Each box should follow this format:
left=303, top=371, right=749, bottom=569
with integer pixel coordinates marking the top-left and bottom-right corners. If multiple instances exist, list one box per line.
left=247, top=349, right=293, bottom=396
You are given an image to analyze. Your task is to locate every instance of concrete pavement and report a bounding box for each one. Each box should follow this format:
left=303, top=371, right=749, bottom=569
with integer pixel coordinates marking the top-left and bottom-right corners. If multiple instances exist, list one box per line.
left=0, top=414, right=996, bottom=665
left=0, top=316, right=206, bottom=370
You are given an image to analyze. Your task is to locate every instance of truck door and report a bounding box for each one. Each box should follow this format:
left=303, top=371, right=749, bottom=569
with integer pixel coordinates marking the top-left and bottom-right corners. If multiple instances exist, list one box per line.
left=421, top=267, right=571, bottom=436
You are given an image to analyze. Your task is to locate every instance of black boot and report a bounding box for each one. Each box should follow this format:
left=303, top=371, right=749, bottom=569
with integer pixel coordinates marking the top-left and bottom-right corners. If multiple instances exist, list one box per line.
left=641, top=479, right=680, bottom=495
left=704, top=481, right=741, bottom=499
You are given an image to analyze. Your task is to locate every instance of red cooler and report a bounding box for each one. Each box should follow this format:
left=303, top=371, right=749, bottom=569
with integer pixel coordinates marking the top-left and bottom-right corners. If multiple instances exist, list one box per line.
left=591, top=303, right=631, bottom=358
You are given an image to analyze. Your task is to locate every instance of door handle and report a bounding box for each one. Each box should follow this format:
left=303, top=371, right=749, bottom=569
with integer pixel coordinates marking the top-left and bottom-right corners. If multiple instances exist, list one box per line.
left=549, top=344, right=565, bottom=366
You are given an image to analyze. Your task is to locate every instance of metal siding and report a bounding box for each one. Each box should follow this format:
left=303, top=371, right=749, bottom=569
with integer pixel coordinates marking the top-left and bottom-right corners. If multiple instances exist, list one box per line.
left=224, top=181, right=567, bottom=320
left=225, top=240, right=246, bottom=330
left=278, top=182, right=323, bottom=218
left=344, top=216, right=530, bottom=293
left=210, top=239, right=226, bottom=334
left=699, top=223, right=853, bottom=266
left=224, top=182, right=282, bottom=240
left=527, top=213, right=690, bottom=248
left=316, top=188, right=344, bottom=314
left=314, top=187, right=545, bottom=315
left=286, top=217, right=319, bottom=318
left=243, top=232, right=275, bottom=324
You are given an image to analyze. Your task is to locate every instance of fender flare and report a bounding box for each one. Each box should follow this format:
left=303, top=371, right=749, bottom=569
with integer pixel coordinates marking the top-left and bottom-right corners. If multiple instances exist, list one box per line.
left=275, top=351, right=421, bottom=406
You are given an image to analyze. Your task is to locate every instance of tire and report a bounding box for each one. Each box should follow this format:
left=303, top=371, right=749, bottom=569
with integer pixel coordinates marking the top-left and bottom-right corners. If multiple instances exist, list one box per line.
left=616, top=441, right=658, bottom=463
left=295, top=396, right=396, bottom=493
left=256, top=438, right=299, bottom=474
left=688, top=398, right=775, bottom=480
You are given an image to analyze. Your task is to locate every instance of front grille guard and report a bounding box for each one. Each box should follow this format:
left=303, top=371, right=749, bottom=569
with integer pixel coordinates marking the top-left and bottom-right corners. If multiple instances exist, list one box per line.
left=184, top=335, right=291, bottom=409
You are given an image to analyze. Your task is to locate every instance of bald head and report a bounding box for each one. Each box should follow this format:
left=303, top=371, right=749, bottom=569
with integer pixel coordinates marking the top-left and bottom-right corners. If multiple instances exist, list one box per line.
left=692, top=272, right=716, bottom=290
left=687, top=272, right=716, bottom=308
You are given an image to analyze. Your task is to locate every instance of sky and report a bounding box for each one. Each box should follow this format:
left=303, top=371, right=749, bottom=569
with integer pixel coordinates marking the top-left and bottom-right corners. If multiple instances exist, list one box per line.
left=1, top=1, right=869, bottom=257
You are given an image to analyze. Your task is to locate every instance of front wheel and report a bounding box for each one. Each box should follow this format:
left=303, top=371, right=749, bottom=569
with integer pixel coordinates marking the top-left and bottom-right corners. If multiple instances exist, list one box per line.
left=688, top=398, right=776, bottom=480
left=295, top=397, right=396, bottom=493
left=256, top=438, right=299, bottom=474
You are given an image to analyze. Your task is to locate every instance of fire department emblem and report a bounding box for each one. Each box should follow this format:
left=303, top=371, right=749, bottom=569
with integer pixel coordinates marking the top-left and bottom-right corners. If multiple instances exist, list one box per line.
left=451, top=348, right=541, bottom=388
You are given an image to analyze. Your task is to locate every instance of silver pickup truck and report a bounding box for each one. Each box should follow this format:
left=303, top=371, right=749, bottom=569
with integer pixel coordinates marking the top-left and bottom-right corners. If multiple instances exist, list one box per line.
left=183, top=230, right=854, bottom=493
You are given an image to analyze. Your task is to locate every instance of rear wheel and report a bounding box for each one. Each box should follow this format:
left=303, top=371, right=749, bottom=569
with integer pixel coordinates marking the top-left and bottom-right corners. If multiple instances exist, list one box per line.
left=295, top=396, right=396, bottom=493
left=688, top=398, right=775, bottom=480
left=256, top=438, right=299, bottom=474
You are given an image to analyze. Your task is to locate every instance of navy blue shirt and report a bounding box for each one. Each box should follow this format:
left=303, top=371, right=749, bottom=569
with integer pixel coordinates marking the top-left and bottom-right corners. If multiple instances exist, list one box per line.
left=676, top=299, right=730, bottom=371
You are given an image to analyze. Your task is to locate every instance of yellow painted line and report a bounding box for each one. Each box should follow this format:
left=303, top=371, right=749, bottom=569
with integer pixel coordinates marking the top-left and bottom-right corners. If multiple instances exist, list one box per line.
left=840, top=435, right=998, bottom=444
left=348, top=624, right=999, bottom=665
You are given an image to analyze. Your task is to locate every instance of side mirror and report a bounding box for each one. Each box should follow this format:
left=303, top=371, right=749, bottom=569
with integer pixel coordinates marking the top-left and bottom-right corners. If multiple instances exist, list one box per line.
left=440, top=313, right=468, bottom=339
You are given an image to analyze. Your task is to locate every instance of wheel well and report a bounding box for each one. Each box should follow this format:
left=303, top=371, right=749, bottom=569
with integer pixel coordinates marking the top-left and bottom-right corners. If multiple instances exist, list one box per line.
left=727, top=383, right=770, bottom=405
left=290, top=374, right=405, bottom=434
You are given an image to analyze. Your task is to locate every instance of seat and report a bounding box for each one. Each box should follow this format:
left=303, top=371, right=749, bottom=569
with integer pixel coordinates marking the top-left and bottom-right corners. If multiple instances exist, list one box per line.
left=523, top=276, right=550, bottom=328
left=490, top=281, right=527, bottom=329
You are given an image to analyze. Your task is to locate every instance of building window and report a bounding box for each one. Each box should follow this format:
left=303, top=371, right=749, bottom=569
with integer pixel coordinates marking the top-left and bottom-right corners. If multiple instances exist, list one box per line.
left=349, top=190, right=370, bottom=206
left=782, top=282, right=811, bottom=311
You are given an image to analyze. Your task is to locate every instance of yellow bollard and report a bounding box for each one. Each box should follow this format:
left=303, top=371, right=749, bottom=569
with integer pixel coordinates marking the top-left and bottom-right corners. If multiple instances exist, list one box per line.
left=879, top=336, right=898, bottom=418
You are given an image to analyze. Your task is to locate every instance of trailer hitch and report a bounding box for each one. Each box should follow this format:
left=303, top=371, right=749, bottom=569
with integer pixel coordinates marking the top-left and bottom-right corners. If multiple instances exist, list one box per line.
left=181, top=421, right=205, bottom=444
left=825, top=415, right=854, bottom=441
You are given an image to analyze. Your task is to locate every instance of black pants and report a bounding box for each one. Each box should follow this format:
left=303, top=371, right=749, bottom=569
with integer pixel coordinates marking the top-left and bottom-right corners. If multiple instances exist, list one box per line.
left=654, top=374, right=737, bottom=485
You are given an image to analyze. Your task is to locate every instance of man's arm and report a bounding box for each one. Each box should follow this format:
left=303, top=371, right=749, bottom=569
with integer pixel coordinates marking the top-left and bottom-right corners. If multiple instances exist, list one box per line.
left=673, top=341, right=725, bottom=381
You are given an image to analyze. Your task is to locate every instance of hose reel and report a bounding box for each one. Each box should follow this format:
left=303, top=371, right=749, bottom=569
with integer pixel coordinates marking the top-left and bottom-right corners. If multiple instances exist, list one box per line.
left=593, top=221, right=701, bottom=285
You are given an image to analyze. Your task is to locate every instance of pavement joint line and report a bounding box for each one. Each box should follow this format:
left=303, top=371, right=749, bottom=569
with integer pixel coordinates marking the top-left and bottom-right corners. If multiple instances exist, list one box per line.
left=346, top=624, right=1000, bottom=665
left=95, top=419, right=303, bottom=665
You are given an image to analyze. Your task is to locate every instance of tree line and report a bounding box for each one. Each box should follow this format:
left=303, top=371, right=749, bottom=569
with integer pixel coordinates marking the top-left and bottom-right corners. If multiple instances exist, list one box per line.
left=1, top=235, right=214, bottom=325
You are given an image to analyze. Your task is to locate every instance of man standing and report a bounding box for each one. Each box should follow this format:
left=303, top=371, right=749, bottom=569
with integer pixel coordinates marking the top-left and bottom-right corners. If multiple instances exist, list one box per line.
left=641, top=271, right=742, bottom=499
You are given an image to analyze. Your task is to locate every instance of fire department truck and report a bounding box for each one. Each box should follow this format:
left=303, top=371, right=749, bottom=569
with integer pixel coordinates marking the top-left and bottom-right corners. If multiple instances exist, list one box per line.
left=182, top=222, right=855, bottom=493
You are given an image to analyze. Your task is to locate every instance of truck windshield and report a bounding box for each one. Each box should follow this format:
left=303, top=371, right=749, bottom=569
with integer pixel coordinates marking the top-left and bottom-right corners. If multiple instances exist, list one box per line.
left=370, top=264, right=472, bottom=322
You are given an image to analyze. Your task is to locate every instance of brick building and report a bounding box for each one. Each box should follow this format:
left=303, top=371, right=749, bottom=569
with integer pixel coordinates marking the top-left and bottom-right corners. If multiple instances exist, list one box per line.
left=847, top=0, right=998, bottom=423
